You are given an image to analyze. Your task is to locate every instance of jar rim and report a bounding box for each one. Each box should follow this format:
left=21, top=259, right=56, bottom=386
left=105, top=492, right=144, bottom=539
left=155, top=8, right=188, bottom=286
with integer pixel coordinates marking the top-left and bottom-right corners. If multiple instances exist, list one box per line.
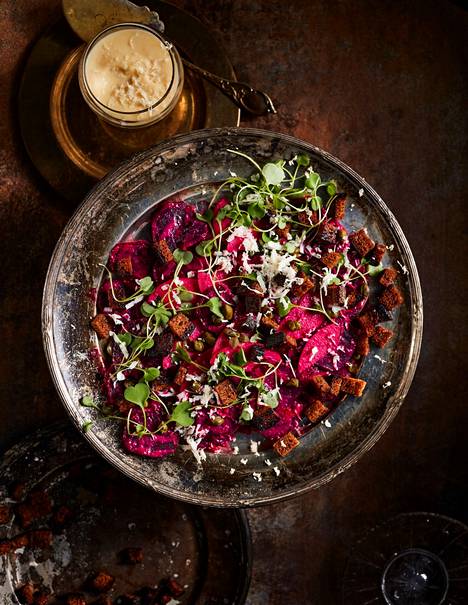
left=79, top=22, right=179, bottom=117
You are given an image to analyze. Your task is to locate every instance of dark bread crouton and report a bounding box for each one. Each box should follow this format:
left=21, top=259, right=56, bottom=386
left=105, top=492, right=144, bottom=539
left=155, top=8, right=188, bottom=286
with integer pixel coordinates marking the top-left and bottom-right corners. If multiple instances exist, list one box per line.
left=0, top=504, right=11, bottom=524
left=379, top=285, right=404, bottom=310
left=306, top=399, right=329, bottom=423
left=273, top=432, right=299, bottom=457
left=341, top=377, right=366, bottom=397
left=355, top=335, right=370, bottom=356
left=333, top=194, right=346, bottom=220
left=372, top=325, right=394, bottom=348
left=260, top=315, right=280, bottom=331
left=165, top=578, right=185, bottom=597
left=380, top=267, right=398, bottom=287
left=291, top=273, right=315, bottom=299
left=91, top=314, right=112, bottom=339
left=318, top=220, right=338, bottom=244
left=245, top=295, right=261, bottom=313
left=349, top=228, right=375, bottom=257
left=16, top=584, right=36, bottom=605
left=16, top=491, right=52, bottom=528
left=356, top=309, right=379, bottom=336
left=174, top=366, right=187, bottom=387
left=321, top=251, right=342, bottom=268
left=330, top=376, right=342, bottom=397
left=298, top=210, right=318, bottom=225
left=326, top=284, right=346, bottom=306
left=277, top=223, right=291, bottom=239
left=119, top=547, right=144, bottom=564
left=168, top=313, right=194, bottom=340
left=151, top=332, right=175, bottom=356
left=65, top=594, right=86, bottom=605
left=369, top=243, right=386, bottom=263
left=252, top=407, right=279, bottom=431
left=214, top=380, right=237, bottom=406
left=154, top=240, right=174, bottom=264
left=116, top=256, right=133, bottom=277
left=310, top=375, right=330, bottom=396
left=87, top=571, right=115, bottom=592
left=29, top=529, right=53, bottom=549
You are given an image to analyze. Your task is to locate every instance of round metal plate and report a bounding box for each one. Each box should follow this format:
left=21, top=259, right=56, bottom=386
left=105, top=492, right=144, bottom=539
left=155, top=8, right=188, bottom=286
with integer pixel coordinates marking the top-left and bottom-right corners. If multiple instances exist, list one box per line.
left=0, top=423, right=252, bottom=604
left=18, top=2, right=240, bottom=202
left=42, top=127, right=423, bottom=507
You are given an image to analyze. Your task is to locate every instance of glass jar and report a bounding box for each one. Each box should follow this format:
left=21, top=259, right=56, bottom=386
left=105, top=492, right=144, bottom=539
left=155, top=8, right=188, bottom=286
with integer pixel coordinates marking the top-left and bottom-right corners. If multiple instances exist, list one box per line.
left=78, top=23, right=184, bottom=128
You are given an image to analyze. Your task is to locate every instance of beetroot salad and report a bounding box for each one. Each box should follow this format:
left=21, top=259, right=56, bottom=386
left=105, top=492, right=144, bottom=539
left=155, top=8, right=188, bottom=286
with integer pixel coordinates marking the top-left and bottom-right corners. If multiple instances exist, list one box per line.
left=85, top=151, right=403, bottom=462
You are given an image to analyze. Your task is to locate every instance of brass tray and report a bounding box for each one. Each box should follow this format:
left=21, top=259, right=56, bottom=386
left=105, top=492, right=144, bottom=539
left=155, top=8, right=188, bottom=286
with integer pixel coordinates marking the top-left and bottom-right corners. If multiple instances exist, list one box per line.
left=18, top=2, right=240, bottom=202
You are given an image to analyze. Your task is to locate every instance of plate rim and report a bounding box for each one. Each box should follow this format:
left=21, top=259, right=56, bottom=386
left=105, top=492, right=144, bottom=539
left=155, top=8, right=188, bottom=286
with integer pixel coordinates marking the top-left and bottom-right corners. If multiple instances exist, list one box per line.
left=42, top=126, right=424, bottom=507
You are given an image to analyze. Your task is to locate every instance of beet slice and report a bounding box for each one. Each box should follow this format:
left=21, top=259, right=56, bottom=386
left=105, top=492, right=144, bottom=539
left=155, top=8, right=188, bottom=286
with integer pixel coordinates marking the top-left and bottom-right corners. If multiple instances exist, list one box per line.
left=109, top=241, right=153, bottom=279
left=122, top=404, right=179, bottom=458
left=298, top=321, right=345, bottom=379
left=151, top=200, right=209, bottom=251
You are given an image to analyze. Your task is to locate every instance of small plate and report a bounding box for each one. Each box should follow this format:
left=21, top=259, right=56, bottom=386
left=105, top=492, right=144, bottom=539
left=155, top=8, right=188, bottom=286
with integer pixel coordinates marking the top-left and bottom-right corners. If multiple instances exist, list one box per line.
left=0, top=423, right=252, bottom=604
left=42, top=127, right=423, bottom=507
left=18, top=2, right=240, bottom=202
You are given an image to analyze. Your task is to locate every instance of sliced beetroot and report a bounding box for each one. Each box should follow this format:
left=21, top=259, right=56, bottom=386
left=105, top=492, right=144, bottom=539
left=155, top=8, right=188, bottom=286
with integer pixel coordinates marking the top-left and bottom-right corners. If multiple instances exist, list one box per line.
left=109, top=241, right=153, bottom=279
left=280, top=302, right=324, bottom=339
left=298, top=321, right=345, bottom=379
left=180, top=220, right=209, bottom=250
left=151, top=201, right=189, bottom=249
left=122, top=403, right=179, bottom=458
left=316, top=331, right=355, bottom=373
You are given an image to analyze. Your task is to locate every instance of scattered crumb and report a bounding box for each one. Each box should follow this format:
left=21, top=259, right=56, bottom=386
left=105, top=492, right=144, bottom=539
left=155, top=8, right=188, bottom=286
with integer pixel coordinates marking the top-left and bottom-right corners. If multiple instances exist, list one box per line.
left=264, top=459, right=272, bottom=466
left=229, top=468, right=235, bottom=475
left=382, top=381, right=392, bottom=389
left=374, top=354, right=387, bottom=364
left=358, top=188, right=364, bottom=197
left=240, top=458, right=248, bottom=465
left=273, top=467, right=281, bottom=476
left=252, top=472, right=262, bottom=482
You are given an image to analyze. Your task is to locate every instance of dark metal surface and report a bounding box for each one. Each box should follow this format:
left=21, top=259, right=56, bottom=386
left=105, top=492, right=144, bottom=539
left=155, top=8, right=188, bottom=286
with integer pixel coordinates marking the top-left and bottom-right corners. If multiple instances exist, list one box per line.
left=1, top=0, right=467, bottom=602
left=0, top=422, right=252, bottom=605
left=42, top=127, right=422, bottom=507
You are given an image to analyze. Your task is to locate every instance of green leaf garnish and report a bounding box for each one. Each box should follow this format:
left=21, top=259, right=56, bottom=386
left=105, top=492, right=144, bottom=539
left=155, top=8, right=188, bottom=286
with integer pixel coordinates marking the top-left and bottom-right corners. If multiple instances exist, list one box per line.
left=296, top=153, right=310, bottom=167
left=136, top=276, right=154, bottom=295
left=142, top=367, right=160, bottom=382
left=367, top=263, right=384, bottom=276
left=262, top=163, right=285, bottom=186
left=234, top=349, right=247, bottom=367
left=81, top=395, right=95, bottom=408
left=305, top=171, right=321, bottom=190
left=117, top=332, right=133, bottom=346
left=327, top=181, right=337, bottom=196
left=169, top=401, right=194, bottom=426
left=248, top=203, right=266, bottom=219
left=310, top=195, right=322, bottom=210
left=82, top=420, right=93, bottom=432
left=124, top=382, right=150, bottom=406
left=173, top=249, right=193, bottom=265
left=207, top=296, right=224, bottom=319
left=175, top=344, right=192, bottom=363
left=240, top=404, right=254, bottom=422
left=195, top=240, right=213, bottom=257
left=277, top=296, right=292, bottom=318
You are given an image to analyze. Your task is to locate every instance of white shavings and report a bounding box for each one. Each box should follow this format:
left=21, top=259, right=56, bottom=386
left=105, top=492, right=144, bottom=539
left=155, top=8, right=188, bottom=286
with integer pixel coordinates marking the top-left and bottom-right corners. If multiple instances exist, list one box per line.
left=374, top=354, right=387, bottom=364
left=213, top=250, right=234, bottom=273
left=358, top=188, right=364, bottom=197
left=241, top=251, right=253, bottom=273
left=174, top=275, right=183, bottom=286
left=229, top=468, right=235, bottom=475
left=166, top=599, right=180, bottom=605
left=264, top=459, right=272, bottom=466
left=397, top=260, right=409, bottom=274
left=250, top=440, right=260, bottom=455
left=229, top=169, right=237, bottom=177
left=125, top=294, right=144, bottom=309
left=110, top=331, right=129, bottom=358
left=331, top=352, right=340, bottom=369
left=273, top=466, right=281, bottom=476
left=240, top=458, right=248, bottom=465
left=324, top=419, right=332, bottom=428
left=227, top=226, right=259, bottom=253
left=108, top=313, right=123, bottom=325
left=116, top=360, right=138, bottom=381
left=382, top=381, right=392, bottom=389
left=185, top=436, right=206, bottom=465
left=309, top=346, right=319, bottom=362
left=252, top=472, right=262, bottom=482
left=321, top=267, right=340, bottom=295
left=232, top=446, right=239, bottom=454
left=387, top=244, right=395, bottom=251
left=187, top=271, right=195, bottom=278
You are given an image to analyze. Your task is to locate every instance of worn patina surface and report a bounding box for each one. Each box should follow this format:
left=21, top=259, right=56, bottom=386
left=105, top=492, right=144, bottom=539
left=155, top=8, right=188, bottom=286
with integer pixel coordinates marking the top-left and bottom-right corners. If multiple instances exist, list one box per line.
left=0, top=1, right=467, bottom=603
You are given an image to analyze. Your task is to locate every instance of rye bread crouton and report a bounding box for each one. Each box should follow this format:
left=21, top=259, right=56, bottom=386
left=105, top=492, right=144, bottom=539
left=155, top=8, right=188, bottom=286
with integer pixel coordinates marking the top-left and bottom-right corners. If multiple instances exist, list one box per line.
left=168, top=313, right=194, bottom=340
left=264, top=332, right=286, bottom=348
left=298, top=210, right=318, bottom=226
left=321, top=251, right=342, bottom=269
left=341, top=377, right=367, bottom=397
left=380, top=267, right=398, bottom=287
left=87, top=571, right=115, bottom=593
left=214, top=380, right=237, bottom=406
left=355, top=335, right=370, bottom=356
left=16, top=584, right=36, bottom=605
left=326, top=284, right=346, bottom=306
left=333, top=194, right=346, bottom=220
left=306, top=399, right=329, bottom=423
left=369, top=243, right=386, bottom=263
left=379, top=285, right=404, bottom=310
left=318, top=220, right=338, bottom=244
left=173, top=366, right=187, bottom=387
left=116, top=257, right=133, bottom=277
left=310, top=375, right=330, bottom=396
left=277, top=223, right=291, bottom=239
left=356, top=309, right=379, bottom=337
left=273, top=432, right=299, bottom=457
left=330, top=376, right=343, bottom=397
left=260, top=315, right=280, bottom=331
left=252, top=407, right=279, bottom=431
left=119, top=547, right=144, bottom=564
left=372, top=325, right=394, bottom=348
left=291, top=273, right=315, bottom=299
left=91, top=314, right=112, bottom=339
left=154, top=240, right=174, bottom=264
left=349, top=228, right=375, bottom=257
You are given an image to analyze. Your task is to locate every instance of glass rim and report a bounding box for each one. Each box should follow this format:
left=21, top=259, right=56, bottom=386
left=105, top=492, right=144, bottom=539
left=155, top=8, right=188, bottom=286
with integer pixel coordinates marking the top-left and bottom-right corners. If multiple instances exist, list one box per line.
left=80, top=22, right=179, bottom=117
